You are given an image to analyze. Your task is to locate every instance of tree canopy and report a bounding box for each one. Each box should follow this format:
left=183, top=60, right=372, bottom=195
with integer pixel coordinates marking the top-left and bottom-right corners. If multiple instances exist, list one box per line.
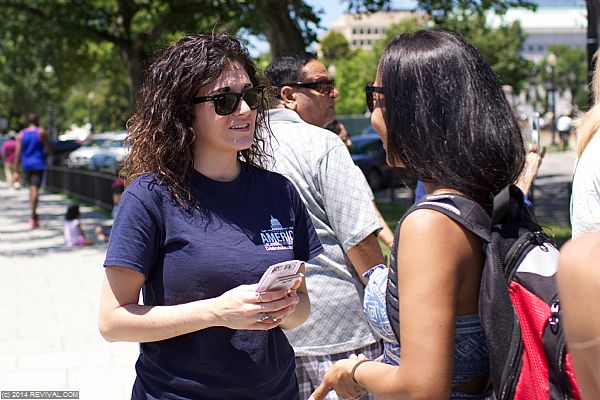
left=0, top=0, right=544, bottom=133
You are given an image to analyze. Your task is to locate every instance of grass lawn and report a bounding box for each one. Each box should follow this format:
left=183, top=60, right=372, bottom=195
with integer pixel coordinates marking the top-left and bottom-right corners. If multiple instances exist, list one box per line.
left=374, top=200, right=572, bottom=258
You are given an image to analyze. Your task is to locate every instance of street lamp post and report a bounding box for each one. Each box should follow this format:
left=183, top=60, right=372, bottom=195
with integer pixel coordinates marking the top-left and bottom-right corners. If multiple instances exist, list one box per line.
left=547, top=52, right=558, bottom=146
left=87, top=92, right=95, bottom=134
left=44, top=65, right=55, bottom=139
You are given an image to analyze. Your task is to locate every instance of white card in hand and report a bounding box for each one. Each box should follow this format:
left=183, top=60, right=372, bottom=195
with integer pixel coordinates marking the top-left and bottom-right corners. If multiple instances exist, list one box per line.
left=257, top=260, right=304, bottom=292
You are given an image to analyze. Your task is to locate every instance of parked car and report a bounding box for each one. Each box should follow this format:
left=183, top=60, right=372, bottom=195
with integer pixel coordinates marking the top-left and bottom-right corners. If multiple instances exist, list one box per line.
left=350, top=126, right=414, bottom=191
left=350, top=130, right=393, bottom=191
left=89, top=138, right=128, bottom=175
left=67, top=131, right=126, bottom=169
left=50, top=139, right=81, bottom=166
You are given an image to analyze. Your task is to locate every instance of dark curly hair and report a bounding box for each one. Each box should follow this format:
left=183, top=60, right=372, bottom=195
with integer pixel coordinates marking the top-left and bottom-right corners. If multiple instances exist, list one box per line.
left=125, top=32, right=271, bottom=210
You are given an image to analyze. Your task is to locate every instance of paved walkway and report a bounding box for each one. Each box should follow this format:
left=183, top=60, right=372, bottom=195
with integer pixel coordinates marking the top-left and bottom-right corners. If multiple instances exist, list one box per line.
left=0, top=149, right=576, bottom=399
left=0, top=185, right=138, bottom=399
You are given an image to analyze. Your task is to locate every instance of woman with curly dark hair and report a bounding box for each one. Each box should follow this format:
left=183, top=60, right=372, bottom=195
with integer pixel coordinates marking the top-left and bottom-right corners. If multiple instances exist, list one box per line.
left=98, top=32, right=322, bottom=400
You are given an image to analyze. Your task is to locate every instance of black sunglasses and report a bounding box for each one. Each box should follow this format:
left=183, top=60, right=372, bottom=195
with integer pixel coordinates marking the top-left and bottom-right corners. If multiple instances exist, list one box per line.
left=192, top=86, right=265, bottom=116
left=280, top=79, right=335, bottom=95
left=365, top=83, right=385, bottom=113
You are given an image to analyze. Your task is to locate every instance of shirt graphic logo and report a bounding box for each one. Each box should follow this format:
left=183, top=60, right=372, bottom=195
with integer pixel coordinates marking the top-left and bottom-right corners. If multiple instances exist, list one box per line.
left=261, top=215, right=294, bottom=251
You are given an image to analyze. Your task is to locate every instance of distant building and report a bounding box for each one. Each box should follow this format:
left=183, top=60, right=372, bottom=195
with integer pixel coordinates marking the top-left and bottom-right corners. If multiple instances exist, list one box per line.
left=489, top=3, right=586, bottom=63
left=326, top=10, right=418, bottom=50
left=325, top=3, right=585, bottom=59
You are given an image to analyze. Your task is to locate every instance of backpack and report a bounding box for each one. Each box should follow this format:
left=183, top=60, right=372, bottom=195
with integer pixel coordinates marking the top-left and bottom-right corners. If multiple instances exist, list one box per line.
left=386, top=185, right=581, bottom=399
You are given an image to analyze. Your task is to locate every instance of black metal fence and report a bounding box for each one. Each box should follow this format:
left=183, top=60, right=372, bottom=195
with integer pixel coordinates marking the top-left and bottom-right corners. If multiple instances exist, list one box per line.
left=45, top=166, right=116, bottom=210
left=0, top=159, right=117, bottom=210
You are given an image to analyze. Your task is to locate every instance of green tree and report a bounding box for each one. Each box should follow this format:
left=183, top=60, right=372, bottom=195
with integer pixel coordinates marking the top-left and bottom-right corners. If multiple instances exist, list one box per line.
left=0, top=0, right=540, bottom=131
left=60, top=42, right=131, bottom=133
left=438, top=13, right=531, bottom=92
left=334, top=49, right=378, bottom=114
left=371, top=16, right=425, bottom=60
left=331, top=9, right=532, bottom=114
left=537, top=44, right=588, bottom=112
left=414, top=0, right=536, bottom=24
left=0, top=0, right=241, bottom=108
left=320, top=31, right=352, bottom=66
left=329, top=17, right=424, bottom=115
left=243, top=0, right=537, bottom=60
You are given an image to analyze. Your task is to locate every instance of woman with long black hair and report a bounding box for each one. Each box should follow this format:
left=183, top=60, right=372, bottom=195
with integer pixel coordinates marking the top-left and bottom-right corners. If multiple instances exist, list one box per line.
left=312, top=30, right=525, bottom=400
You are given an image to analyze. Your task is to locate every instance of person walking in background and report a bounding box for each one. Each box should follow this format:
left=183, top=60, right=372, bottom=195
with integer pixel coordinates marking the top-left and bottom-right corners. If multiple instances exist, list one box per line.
left=13, top=113, right=53, bottom=228
left=1, top=131, right=19, bottom=189
left=311, top=30, right=525, bottom=400
left=572, top=48, right=600, bottom=238
left=556, top=113, right=573, bottom=151
left=64, top=204, right=94, bottom=247
left=324, top=119, right=352, bottom=149
left=98, top=32, right=322, bottom=400
left=265, top=53, right=384, bottom=400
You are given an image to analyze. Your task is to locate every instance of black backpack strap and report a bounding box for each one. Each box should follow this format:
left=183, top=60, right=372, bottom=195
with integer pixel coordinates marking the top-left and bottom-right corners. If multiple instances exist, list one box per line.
left=386, top=193, right=491, bottom=344
left=415, top=194, right=491, bottom=242
left=492, top=184, right=539, bottom=226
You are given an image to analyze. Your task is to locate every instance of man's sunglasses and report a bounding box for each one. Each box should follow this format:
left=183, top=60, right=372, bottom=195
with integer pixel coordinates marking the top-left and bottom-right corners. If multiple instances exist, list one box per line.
left=192, top=86, right=265, bottom=116
left=365, top=83, right=385, bottom=113
left=280, top=79, right=335, bottom=95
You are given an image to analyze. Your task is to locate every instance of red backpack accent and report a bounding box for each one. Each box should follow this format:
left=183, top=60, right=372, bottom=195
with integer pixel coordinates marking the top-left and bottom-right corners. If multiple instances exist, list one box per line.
left=510, top=281, right=551, bottom=399
left=387, top=185, right=582, bottom=399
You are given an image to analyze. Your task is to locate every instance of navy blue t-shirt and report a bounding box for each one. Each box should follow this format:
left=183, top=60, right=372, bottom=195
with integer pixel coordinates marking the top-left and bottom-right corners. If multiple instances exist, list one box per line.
left=104, top=163, right=323, bottom=400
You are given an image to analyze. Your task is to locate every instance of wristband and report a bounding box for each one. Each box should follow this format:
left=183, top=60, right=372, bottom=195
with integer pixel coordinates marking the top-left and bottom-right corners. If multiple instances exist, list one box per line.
left=351, top=358, right=372, bottom=385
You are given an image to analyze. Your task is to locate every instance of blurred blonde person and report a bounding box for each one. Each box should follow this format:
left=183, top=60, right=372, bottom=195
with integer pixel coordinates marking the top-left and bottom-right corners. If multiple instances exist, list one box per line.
left=572, top=49, right=600, bottom=238
left=557, top=233, right=600, bottom=399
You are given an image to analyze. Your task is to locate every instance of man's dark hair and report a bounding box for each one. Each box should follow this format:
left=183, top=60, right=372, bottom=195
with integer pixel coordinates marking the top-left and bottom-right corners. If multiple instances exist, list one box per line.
left=265, top=52, right=318, bottom=88
left=26, top=113, right=39, bottom=125
left=379, top=30, right=525, bottom=209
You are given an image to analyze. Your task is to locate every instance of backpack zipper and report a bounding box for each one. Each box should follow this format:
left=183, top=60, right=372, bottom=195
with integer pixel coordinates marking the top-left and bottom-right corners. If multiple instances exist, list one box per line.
left=506, top=230, right=548, bottom=280
left=499, top=336, right=523, bottom=400
left=552, top=302, right=573, bottom=399
left=499, top=230, right=549, bottom=399
left=548, top=299, right=560, bottom=335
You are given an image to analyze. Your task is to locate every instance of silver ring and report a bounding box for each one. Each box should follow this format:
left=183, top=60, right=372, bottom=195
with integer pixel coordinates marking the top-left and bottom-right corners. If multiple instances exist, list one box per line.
left=257, top=314, right=270, bottom=323
left=257, top=313, right=277, bottom=323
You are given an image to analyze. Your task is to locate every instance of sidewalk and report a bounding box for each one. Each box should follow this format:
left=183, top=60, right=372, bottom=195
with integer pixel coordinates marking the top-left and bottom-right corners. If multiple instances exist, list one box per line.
left=0, top=184, right=138, bottom=399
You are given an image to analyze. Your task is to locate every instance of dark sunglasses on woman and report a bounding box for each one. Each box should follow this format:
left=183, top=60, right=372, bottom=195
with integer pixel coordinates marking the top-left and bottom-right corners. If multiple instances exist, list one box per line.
left=365, top=83, right=385, bottom=113
left=192, top=86, right=265, bottom=116
left=280, top=79, right=336, bottom=95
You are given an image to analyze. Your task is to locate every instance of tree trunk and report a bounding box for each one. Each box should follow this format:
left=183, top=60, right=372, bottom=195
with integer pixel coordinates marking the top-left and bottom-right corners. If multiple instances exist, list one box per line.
left=119, top=42, right=146, bottom=110
left=254, top=0, right=307, bottom=57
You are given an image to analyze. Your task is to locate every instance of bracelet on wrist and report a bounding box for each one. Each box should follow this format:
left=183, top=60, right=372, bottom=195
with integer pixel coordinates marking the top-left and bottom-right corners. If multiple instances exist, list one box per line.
left=351, top=358, right=372, bottom=385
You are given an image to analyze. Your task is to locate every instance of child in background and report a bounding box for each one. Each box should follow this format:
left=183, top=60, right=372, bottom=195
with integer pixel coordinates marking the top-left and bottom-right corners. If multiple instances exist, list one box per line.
left=95, top=178, right=125, bottom=242
left=64, top=204, right=94, bottom=247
